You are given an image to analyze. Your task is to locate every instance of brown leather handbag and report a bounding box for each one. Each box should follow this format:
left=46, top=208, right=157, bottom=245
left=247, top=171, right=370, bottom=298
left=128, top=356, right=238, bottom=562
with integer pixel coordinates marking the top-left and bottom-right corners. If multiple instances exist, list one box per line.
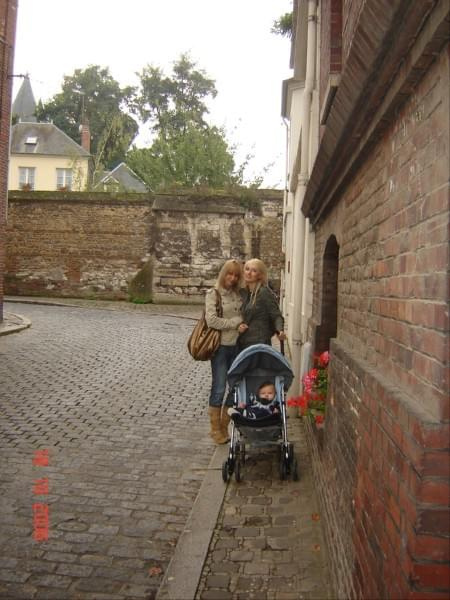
left=187, top=290, right=223, bottom=361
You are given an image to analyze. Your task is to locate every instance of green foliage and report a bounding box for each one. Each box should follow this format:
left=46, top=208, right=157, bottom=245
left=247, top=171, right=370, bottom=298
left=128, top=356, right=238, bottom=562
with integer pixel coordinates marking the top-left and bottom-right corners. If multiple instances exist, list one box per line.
left=36, top=65, right=138, bottom=170
left=36, top=56, right=267, bottom=190
left=135, top=53, right=216, bottom=134
left=128, top=259, right=153, bottom=304
left=127, top=123, right=236, bottom=190
left=129, top=54, right=243, bottom=191
left=271, top=12, right=293, bottom=38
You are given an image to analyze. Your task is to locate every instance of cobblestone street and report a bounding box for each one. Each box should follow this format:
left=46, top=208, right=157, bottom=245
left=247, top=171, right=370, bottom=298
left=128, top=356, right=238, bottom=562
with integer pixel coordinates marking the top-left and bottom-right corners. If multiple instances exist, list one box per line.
left=1, top=300, right=331, bottom=600
left=0, top=302, right=213, bottom=600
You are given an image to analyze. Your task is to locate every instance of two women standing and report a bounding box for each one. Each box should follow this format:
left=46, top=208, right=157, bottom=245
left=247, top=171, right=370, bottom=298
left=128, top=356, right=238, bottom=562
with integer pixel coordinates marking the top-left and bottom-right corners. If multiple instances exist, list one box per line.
left=204, top=258, right=285, bottom=444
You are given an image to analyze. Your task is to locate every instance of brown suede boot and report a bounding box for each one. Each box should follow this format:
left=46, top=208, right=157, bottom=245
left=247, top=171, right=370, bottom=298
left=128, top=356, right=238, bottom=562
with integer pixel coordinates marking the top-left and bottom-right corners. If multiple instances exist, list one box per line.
left=208, top=407, right=228, bottom=444
left=220, top=409, right=231, bottom=441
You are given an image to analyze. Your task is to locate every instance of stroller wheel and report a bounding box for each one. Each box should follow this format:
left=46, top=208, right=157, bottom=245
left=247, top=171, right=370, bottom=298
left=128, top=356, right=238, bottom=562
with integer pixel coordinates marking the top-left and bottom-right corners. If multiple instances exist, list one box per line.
left=292, top=457, right=299, bottom=481
left=279, top=459, right=288, bottom=481
left=240, top=442, right=246, bottom=465
left=237, top=442, right=246, bottom=465
left=288, top=443, right=294, bottom=463
left=222, top=460, right=230, bottom=483
left=235, top=461, right=242, bottom=483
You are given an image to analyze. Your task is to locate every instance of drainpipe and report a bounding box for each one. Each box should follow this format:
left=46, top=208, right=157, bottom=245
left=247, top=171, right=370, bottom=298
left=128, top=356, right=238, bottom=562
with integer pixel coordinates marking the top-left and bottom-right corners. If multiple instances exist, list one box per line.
left=281, top=116, right=290, bottom=318
left=289, top=0, right=318, bottom=393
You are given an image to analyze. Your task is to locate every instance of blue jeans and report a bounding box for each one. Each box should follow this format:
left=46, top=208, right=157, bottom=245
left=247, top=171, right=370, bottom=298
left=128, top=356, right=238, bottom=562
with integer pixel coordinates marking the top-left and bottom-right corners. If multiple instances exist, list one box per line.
left=209, top=345, right=238, bottom=407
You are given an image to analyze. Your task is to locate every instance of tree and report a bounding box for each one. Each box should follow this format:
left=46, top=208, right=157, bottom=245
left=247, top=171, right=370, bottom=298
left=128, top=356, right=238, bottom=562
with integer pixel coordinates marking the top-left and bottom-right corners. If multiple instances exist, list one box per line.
left=129, top=54, right=240, bottom=190
left=36, top=65, right=138, bottom=171
left=271, top=12, right=293, bottom=38
left=127, top=124, right=235, bottom=189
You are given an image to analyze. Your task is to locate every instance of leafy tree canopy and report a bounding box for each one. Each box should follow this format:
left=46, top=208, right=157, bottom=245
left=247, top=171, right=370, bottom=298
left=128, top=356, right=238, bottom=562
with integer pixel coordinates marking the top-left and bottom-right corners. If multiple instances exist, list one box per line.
left=135, top=53, right=217, bottom=135
left=128, top=54, right=243, bottom=191
left=127, top=123, right=236, bottom=190
left=36, top=65, right=138, bottom=171
left=271, top=12, right=293, bottom=38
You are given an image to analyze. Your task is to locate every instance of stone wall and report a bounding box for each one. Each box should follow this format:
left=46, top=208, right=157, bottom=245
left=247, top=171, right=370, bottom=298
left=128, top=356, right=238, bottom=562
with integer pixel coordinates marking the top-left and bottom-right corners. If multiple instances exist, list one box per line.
left=308, top=40, right=449, bottom=600
left=0, top=0, right=18, bottom=320
left=5, top=190, right=283, bottom=302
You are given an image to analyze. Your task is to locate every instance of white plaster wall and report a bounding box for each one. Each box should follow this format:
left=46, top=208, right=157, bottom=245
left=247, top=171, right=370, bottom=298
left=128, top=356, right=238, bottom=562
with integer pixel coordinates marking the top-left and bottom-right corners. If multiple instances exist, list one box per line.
left=8, top=154, right=89, bottom=191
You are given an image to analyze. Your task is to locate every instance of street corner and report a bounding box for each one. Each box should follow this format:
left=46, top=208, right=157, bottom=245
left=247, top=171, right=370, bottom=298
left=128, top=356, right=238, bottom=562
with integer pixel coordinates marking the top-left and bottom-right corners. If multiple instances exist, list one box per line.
left=0, top=312, right=31, bottom=336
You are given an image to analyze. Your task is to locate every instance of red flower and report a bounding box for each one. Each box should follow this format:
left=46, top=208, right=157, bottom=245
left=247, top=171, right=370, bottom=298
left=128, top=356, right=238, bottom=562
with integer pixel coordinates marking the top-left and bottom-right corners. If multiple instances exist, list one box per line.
left=309, top=368, right=319, bottom=380
left=315, top=414, right=324, bottom=425
left=318, top=351, right=330, bottom=367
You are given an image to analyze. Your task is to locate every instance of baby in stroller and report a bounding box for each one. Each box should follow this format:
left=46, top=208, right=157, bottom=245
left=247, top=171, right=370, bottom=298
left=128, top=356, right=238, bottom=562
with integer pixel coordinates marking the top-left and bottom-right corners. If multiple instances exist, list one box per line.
left=228, top=381, right=280, bottom=420
left=222, top=344, right=298, bottom=482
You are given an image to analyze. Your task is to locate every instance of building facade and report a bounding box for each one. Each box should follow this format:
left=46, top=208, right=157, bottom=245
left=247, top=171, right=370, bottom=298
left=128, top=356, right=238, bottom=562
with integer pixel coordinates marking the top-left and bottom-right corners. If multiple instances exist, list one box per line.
left=9, top=122, right=90, bottom=191
left=0, top=0, right=18, bottom=321
left=282, top=1, right=449, bottom=598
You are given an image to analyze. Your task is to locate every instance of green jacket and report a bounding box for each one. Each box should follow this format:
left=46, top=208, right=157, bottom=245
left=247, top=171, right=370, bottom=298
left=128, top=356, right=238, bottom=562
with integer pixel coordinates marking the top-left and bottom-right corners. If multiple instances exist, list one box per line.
left=238, top=285, right=284, bottom=349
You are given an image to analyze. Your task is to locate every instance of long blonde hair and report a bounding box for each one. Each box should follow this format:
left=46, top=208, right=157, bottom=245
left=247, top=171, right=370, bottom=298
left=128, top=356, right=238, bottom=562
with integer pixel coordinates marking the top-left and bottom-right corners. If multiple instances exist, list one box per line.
left=244, top=258, right=268, bottom=305
left=216, top=259, right=243, bottom=291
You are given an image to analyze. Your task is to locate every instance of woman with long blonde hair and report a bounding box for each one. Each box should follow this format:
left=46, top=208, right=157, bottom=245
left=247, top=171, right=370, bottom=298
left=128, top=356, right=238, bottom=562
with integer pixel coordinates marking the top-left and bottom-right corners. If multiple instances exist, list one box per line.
left=204, top=259, right=243, bottom=444
left=237, top=258, right=285, bottom=350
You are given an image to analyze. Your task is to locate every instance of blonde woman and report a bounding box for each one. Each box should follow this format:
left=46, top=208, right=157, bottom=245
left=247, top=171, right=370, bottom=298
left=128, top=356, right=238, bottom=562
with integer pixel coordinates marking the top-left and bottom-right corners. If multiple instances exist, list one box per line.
left=238, top=258, right=286, bottom=350
left=205, top=259, right=243, bottom=444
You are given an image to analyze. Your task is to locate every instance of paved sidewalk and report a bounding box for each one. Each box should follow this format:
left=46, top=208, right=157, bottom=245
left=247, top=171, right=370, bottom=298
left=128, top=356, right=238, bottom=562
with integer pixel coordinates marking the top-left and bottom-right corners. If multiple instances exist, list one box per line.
left=193, top=420, right=332, bottom=600
left=0, top=311, right=31, bottom=336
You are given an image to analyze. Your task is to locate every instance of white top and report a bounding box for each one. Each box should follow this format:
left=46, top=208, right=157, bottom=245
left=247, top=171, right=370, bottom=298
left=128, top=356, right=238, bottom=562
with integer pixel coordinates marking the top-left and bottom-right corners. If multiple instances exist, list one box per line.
left=205, top=287, right=242, bottom=346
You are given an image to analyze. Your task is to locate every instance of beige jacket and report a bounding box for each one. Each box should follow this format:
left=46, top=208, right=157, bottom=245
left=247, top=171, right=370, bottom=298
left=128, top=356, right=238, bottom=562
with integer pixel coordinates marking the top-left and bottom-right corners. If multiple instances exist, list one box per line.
left=205, top=287, right=242, bottom=346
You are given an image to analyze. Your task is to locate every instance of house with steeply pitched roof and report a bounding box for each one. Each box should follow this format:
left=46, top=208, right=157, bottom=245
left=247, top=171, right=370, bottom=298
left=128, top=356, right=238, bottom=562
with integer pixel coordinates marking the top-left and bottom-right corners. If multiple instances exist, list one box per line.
left=8, top=122, right=90, bottom=191
left=11, top=75, right=36, bottom=123
left=8, top=77, right=90, bottom=191
left=93, top=162, right=149, bottom=193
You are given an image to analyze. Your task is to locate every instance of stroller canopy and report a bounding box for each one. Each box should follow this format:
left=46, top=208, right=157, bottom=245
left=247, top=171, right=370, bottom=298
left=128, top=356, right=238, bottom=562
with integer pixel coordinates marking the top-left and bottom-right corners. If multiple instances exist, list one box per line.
left=227, top=344, right=294, bottom=389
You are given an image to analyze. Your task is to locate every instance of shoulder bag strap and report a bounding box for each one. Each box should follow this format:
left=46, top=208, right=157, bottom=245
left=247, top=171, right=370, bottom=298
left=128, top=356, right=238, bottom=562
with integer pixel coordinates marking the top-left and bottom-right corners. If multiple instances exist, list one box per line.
left=214, top=288, right=223, bottom=318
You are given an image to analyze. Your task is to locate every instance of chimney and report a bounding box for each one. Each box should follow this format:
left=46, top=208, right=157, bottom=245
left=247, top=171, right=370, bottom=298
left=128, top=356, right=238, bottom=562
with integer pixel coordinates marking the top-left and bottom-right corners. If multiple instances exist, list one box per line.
left=80, top=119, right=90, bottom=153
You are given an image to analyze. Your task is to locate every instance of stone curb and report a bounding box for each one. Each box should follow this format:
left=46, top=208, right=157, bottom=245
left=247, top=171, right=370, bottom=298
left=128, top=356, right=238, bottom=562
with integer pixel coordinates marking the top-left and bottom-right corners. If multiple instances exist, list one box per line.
left=5, top=296, right=200, bottom=321
left=0, top=312, right=31, bottom=336
left=156, top=444, right=229, bottom=600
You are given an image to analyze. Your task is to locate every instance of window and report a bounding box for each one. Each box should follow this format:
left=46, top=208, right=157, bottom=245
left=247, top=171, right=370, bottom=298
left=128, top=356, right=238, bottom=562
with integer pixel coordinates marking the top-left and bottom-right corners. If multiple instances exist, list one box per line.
left=56, top=168, right=72, bottom=190
left=315, top=235, right=339, bottom=353
left=25, top=137, right=38, bottom=153
left=19, top=167, right=35, bottom=190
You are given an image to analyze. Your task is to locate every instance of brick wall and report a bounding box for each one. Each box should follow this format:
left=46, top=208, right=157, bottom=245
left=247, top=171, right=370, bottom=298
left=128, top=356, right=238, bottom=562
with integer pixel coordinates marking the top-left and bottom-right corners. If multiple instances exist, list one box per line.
left=0, top=0, right=18, bottom=321
left=308, top=43, right=449, bottom=599
left=5, top=190, right=283, bottom=301
left=319, top=0, right=342, bottom=116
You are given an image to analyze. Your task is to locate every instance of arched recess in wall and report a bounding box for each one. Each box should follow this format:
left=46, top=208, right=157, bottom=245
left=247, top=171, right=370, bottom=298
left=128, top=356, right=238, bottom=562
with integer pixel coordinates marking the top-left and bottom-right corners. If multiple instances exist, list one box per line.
left=315, top=235, right=339, bottom=353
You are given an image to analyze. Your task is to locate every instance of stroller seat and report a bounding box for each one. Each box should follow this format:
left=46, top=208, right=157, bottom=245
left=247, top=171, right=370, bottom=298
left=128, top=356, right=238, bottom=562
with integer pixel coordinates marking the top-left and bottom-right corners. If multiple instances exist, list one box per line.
left=230, top=412, right=281, bottom=428
left=222, top=344, right=298, bottom=482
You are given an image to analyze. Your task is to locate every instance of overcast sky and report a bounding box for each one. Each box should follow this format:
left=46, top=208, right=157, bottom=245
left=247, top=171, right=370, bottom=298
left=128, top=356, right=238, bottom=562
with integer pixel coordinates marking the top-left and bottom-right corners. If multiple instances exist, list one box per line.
left=13, top=0, right=293, bottom=188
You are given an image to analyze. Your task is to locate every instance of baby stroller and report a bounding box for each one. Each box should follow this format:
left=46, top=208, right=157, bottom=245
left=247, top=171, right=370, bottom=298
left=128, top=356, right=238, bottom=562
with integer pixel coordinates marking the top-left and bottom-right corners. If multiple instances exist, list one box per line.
left=222, top=343, right=298, bottom=483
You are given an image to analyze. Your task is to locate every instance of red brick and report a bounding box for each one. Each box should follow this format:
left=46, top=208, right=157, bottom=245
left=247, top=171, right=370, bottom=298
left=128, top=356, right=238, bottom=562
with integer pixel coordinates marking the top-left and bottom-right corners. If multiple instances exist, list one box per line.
left=416, top=508, right=450, bottom=536
left=423, top=451, right=450, bottom=478
left=409, top=592, right=450, bottom=600
left=411, top=563, right=450, bottom=589
left=417, top=479, right=450, bottom=507
left=0, top=0, right=18, bottom=321
left=399, top=481, right=418, bottom=525
left=385, top=512, right=401, bottom=555
left=410, top=421, right=450, bottom=451
left=388, top=492, right=401, bottom=529
left=412, top=534, right=450, bottom=562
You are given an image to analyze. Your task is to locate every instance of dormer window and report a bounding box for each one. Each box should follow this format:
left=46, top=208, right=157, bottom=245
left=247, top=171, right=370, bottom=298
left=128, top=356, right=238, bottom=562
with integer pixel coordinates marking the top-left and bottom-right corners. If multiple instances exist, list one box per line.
left=25, top=136, right=38, bottom=153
